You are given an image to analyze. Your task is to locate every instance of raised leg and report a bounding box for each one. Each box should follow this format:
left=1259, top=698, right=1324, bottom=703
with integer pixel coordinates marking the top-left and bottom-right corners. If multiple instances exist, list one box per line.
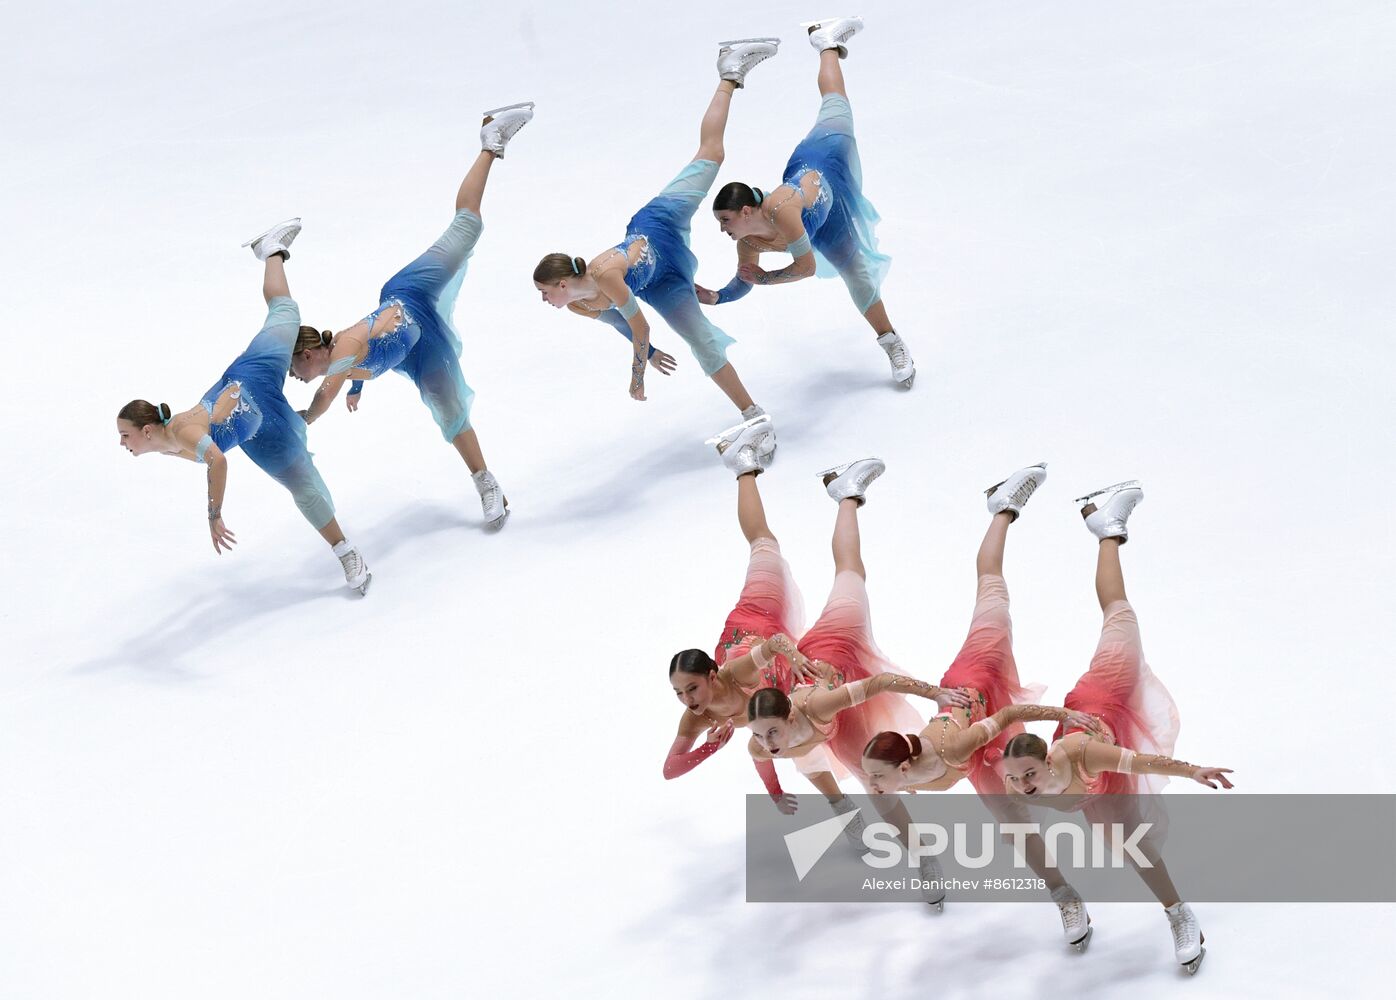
left=817, top=47, right=847, bottom=97
left=263, top=252, right=290, bottom=304
left=456, top=149, right=495, bottom=216
left=695, top=81, right=737, bottom=163
left=737, top=469, right=774, bottom=544
left=1095, top=537, right=1127, bottom=610
left=977, top=511, right=1014, bottom=578
left=709, top=362, right=756, bottom=412
left=831, top=497, right=865, bottom=579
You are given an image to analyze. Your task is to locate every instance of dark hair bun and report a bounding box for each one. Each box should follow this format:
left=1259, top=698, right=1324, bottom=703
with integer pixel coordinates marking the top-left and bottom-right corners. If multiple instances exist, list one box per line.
left=158, top=403, right=172, bottom=422
left=907, top=733, right=922, bottom=756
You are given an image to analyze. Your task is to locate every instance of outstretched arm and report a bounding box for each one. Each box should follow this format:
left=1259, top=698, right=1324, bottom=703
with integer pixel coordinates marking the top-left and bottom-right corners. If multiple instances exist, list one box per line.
left=698, top=241, right=761, bottom=305
left=595, top=269, right=651, bottom=400
left=738, top=202, right=817, bottom=286
left=940, top=704, right=1098, bottom=764
left=200, top=442, right=235, bottom=555
left=1083, top=741, right=1235, bottom=789
left=723, top=633, right=820, bottom=689
left=803, top=673, right=955, bottom=724
left=581, top=307, right=675, bottom=375
left=663, top=718, right=736, bottom=780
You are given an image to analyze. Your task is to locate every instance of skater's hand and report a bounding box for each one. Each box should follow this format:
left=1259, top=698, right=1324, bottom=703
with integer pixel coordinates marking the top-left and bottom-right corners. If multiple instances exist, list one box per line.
left=209, top=517, right=237, bottom=555
left=649, top=348, right=677, bottom=375
left=789, top=651, right=821, bottom=685
left=935, top=687, right=974, bottom=710
left=297, top=408, right=313, bottom=425
left=629, top=377, right=646, bottom=401
left=771, top=792, right=799, bottom=815
left=694, top=283, right=719, bottom=306
left=345, top=392, right=361, bottom=413
left=738, top=262, right=769, bottom=285
left=1064, top=710, right=1106, bottom=736
left=705, top=720, right=735, bottom=749
left=1192, top=767, right=1234, bottom=790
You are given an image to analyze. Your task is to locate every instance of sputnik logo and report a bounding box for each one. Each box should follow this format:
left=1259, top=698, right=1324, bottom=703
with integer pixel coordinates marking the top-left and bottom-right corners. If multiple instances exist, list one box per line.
left=783, top=809, right=860, bottom=881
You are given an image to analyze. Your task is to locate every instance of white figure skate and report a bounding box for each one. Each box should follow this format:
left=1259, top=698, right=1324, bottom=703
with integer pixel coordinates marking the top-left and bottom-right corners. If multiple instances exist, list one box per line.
left=1052, top=884, right=1093, bottom=952
left=706, top=414, right=774, bottom=477
left=717, top=37, right=781, bottom=87
left=820, top=457, right=885, bottom=506
left=985, top=462, right=1048, bottom=520
left=473, top=469, right=509, bottom=531
left=334, top=541, right=371, bottom=596
left=830, top=795, right=866, bottom=850
left=242, top=217, right=301, bottom=261
left=801, top=15, right=865, bottom=59
left=481, top=102, right=534, bottom=158
left=1166, top=901, right=1206, bottom=974
left=876, top=331, right=915, bottom=388
left=1076, top=480, right=1144, bottom=543
left=918, top=854, right=947, bottom=912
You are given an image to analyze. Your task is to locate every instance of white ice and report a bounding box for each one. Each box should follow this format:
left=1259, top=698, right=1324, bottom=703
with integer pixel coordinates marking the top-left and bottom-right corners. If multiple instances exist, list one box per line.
left=2, top=1, right=1394, bottom=997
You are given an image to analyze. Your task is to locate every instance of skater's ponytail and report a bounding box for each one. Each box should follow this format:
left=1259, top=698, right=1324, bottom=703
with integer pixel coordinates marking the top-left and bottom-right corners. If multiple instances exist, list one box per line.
left=118, top=400, right=171, bottom=428
left=747, top=687, right=791, bottom=722
left=669, top=649, right=717, bottom=677
left=1003, top=732, right=1049, bottom=761
left=534, top=253, right=586, bottom=284
left=293, top=325, right=333, bottom=355
left=863, top=731, right=921, bottom=765
left=714, top=182, right=762, bottom=212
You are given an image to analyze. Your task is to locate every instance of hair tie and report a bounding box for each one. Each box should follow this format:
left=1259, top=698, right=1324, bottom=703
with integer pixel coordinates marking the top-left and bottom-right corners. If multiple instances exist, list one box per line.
left=160, top=408, right=171, bottom=426
left=903, top=733, right=915, bottom=755
left=570, top=258, right=581, bottom=275
left=752, top=186, right=764, bottom=205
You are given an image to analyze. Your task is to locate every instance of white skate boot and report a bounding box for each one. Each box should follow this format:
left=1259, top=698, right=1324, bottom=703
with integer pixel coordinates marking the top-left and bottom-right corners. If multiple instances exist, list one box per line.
left=985, top=462, right=1047, bottom=520
left=820, top=457, right=885, bottom=506
left=717, top=37, right=781, bottom=88
left=1076, top=480, right=1144, bottom=543
left=706, top=414, right=774, bottom=477
left=1165, top=901, right=1205, bottom=974
left=876, top=331, right=915, bottom=388
left=830, top=796, right=866, bottom=850
left=473, top=469, right=509, bottom=531
left=801, top=15, right=865, bottom=59
left=1052, top=884, right=1093, bottom=952
left=333, top=540, right=371, bottom=596
left=242, top=217, right=301, bottom=262
left=918, top=854, right=947, bottom=912
left=740, top=404, right=778, bottom=460
left=481, top=102, right=534, bottom=158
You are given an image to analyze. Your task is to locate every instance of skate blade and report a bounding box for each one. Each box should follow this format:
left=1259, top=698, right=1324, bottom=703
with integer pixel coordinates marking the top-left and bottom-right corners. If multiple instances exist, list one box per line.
left=718, top=36, right=782, bottom=47
left=924, top=897, right=946, bottom=913
left=241, top=217, right=300, bottom=248
left=897, top=371, right=915, bottom=389
left=485, top=505, right=511, bottom=532
left=482, top=101, right=536, bottom=117
left=703, top=413, right=771, bottom=447
left=353, top=572, right=372, bottom=597
left=1073, top=480, right=1142, bottom=505
left=817, top=457, right=883, bottom=479
left=1069, top=926, right=1093, bottom=953
left=799, top=16, right=863, bottom=30
left=1183, top=946, right=1205, bottom=974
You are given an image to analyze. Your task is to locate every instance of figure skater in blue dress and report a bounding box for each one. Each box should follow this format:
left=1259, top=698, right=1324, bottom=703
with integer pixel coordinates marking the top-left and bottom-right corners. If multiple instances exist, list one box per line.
left=698, top=16, right=916, bottom=389
left=117, top=221, right=372, bottom=594
left=532, top=39, right=782, bottom=454
left=290, top=104, right=534, bottom=531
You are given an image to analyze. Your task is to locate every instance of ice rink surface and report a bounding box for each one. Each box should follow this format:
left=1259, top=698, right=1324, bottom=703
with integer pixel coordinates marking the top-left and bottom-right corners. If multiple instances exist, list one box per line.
left=3, top=1, right=1394, bottom=997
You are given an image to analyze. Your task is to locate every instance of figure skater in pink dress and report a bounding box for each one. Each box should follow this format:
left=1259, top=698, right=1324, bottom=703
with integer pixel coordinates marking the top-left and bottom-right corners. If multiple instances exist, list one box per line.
left=989, top=480, right=1233, bottom=973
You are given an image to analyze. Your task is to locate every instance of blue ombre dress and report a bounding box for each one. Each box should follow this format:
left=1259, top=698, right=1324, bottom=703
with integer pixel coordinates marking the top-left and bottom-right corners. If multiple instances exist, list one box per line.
left=720, top=93, right=890, bottom=313
left=589, top=160, right=735, bottom=376
left=335, top=209, right=480, bottom=440
left=197, top=296, right=336, bottom=529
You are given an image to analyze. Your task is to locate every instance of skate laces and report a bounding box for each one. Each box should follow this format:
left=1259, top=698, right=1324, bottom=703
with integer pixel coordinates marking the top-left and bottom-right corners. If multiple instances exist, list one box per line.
left=882, top=336, right=910, bottom=369
left=339, top=548, right=363, bottom=578
left=1007, top=476, right=1040, bottom=509
left=478, top=473, right=502, bottom=511
left=1169, top=907, right=1196, bottom=949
